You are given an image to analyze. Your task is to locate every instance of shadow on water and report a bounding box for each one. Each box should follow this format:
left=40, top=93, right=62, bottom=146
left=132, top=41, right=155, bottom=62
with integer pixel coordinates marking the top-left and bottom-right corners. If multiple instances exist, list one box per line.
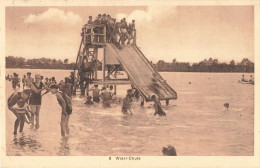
left=11, top=133, right=43, bottom=155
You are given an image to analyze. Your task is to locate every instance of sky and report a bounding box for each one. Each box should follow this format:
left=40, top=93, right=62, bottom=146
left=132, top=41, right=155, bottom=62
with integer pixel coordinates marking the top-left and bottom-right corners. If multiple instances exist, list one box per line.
left=5, top=6, right=254, bottom=63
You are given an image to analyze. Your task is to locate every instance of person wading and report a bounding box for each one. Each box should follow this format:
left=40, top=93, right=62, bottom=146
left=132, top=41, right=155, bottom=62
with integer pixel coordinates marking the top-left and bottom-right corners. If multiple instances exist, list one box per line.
left=29, top=74, right=47, bottom=129
left=49, top=84, right=72, bottom=137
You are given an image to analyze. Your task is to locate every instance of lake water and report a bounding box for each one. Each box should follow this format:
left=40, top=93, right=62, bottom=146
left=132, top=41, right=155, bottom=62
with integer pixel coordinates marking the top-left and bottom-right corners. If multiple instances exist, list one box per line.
left=5, top=69, right=254, bottom=156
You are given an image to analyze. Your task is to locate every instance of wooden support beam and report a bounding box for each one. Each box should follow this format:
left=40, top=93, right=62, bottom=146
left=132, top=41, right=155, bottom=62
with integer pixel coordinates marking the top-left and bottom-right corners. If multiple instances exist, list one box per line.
left=94, top=48, right=98, bottom=79
left=102, top=47, right=106, bottom=82
left=105, top=65, right=120, bottom=79
left=114, top=71, right=117, bottom=95
left=91, top=80, right=132, bottom=85
left=133, top=30, right=136, bottom=45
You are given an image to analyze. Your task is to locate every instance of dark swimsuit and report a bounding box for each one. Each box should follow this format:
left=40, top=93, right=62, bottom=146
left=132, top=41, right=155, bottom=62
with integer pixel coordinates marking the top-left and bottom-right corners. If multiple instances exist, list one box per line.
left=57, top=92, right=72, bottom=115
left=29, top=82, right=43, bottom=105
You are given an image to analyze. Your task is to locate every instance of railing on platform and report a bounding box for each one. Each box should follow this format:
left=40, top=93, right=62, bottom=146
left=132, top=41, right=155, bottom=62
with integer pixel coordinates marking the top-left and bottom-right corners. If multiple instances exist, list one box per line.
left=82, top=24, right=106, bottom=45
left=82, top=24, right=136, bottom=45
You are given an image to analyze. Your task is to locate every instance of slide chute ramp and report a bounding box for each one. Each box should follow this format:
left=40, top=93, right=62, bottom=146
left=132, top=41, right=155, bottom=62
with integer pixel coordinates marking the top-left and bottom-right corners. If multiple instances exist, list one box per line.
left=106, top=43, right=177, bottom=101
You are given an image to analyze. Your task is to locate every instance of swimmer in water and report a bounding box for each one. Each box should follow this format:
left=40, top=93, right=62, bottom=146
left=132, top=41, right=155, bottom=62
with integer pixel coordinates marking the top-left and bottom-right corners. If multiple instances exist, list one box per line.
left=152, top=95, right=166, bottom=116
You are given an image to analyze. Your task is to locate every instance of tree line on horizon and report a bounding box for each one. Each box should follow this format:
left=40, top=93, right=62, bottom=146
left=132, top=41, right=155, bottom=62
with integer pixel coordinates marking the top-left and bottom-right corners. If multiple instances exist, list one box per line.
left=6, top=56, right=254, bottom=73
left=153, top=58, right=254, bottom=73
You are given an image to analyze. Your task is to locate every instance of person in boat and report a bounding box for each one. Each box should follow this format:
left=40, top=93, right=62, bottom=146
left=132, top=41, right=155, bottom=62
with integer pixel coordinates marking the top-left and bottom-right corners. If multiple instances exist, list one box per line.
left=249, top=75, right=254, bottom=82
left=100, top=86, right=112, bottom=107
left=152, top=95, right=166, bottom=116
left=85, top=96, right=94, bottom=105
left=122, top=89, right=133, bottom=115
left=241, top=75, right=247, bottom=82
left=29, top=74, right=47, bottom=129
left=7, top=89, right=32, bottom=134
left=49, top=84, right=72, bottom=137
left=24, top=72, right=34, bottom=89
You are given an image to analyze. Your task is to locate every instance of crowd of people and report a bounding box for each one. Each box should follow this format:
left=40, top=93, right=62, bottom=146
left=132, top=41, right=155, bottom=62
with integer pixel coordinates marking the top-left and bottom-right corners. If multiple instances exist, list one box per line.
left=6, top=71, right=167, bottom=137
left=6, top=72, right=73, bottom=137
left=81, top=13, right=136, bottom=46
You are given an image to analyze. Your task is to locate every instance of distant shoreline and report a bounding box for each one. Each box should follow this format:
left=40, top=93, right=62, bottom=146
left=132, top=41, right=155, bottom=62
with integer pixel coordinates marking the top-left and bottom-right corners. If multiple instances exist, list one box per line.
left=5, top=67, right=254, bottom=73
left=6, top=56, right=254, bottom=73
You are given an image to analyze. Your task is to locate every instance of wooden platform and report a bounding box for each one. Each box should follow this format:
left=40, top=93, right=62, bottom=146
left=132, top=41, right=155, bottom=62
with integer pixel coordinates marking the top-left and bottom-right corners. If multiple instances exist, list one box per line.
left=91, top=79, right=132, bottom=85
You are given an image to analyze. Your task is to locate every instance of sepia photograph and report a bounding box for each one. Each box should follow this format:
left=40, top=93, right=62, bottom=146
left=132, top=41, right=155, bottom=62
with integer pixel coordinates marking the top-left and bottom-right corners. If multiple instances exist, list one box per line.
left=0, top=1, right=260, bottom=168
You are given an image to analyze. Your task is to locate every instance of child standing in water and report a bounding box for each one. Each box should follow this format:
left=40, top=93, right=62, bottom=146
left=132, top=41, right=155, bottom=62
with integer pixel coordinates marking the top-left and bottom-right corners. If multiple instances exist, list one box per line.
left=152, top=95, right=166, bottom=116
left=9, top=98, right=31, bottom=134
left=49, top=84, right=72, bottom=137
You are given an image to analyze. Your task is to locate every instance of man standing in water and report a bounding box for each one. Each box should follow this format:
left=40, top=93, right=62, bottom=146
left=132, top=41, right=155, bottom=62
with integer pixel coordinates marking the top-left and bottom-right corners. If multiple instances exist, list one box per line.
left=92, top=84, right=100, bottom=103
left=122, top=89, right=133, bottom=115
left=49, top=84, right=72, bottom=137
left=152, top=95, right=166, bottom=116
left=100, top=86, right=112, bottom=107
left=24, top=72, right=34, bottom=89
left=29, top=74, right=47, bottom=129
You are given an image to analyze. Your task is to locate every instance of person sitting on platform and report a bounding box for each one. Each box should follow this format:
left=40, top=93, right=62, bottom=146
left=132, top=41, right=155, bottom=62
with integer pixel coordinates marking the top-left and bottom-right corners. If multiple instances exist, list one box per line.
left=106, top=15, right=114, bottom=42
left=85, top=96, right=94, bottom=105
left=94, top=14, right=102, bottom=42
left=119, top=18, right=128, bottom=44
left=82, top=16, right=94, bottom=42
left=88, top=16, right=93, bottom=24
left=127, top=20, right=135, bottom=44
left=101, top=13, right=107, bottom=25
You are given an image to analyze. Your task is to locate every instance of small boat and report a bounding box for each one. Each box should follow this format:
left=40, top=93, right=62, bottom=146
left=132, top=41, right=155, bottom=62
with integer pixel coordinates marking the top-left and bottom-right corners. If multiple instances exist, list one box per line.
left=238, top=80, right=254, bottom=85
